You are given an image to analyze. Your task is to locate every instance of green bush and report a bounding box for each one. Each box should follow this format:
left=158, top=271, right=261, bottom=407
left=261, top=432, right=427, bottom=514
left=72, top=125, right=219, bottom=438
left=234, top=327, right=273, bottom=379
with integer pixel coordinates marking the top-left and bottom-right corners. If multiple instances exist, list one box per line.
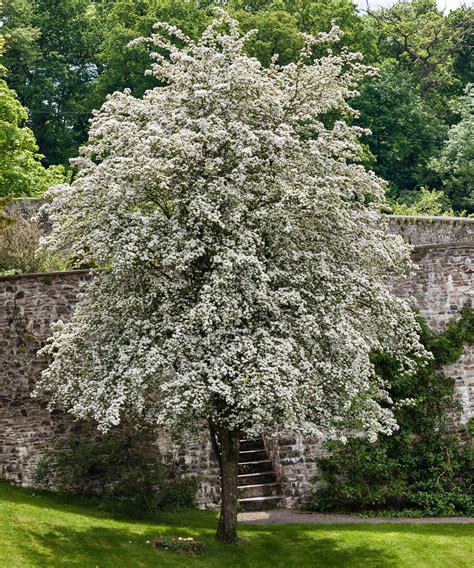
left=389, top=187, right=460, bottom=217
left=34, top=422, right=197, bottom=515
left=309, top=306, right=474, bottom=517
left=0, top=200, right=65, bottom=275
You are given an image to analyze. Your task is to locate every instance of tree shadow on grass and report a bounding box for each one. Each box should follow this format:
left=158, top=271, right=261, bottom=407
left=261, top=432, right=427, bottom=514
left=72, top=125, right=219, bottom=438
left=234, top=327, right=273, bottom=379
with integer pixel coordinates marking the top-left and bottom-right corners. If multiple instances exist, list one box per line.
left=13, top=522, right=401, bottom=568
left=3, top=485, right=470, bottom=567
left=0, top=481, right=217, bottom=527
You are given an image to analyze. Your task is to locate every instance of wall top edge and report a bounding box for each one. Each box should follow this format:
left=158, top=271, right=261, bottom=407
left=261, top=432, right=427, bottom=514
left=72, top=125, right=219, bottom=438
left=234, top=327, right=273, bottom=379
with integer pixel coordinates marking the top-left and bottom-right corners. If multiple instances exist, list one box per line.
left=387, top=215, right=474, bottom=224
left=0, top=269, right=95, bottom=282
left=412, top=240, right=474, bottom=252
left=11, top=197, right=48, bottom=201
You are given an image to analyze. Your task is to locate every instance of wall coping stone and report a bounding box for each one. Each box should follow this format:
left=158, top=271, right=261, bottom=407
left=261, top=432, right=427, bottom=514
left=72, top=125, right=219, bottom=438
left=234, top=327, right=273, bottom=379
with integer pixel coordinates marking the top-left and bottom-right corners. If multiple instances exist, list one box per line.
left=0, top=269, right=95, bottom=282
left=413, top=240, right=474, bottom=252
left=388, top=215, right=474, bottom=224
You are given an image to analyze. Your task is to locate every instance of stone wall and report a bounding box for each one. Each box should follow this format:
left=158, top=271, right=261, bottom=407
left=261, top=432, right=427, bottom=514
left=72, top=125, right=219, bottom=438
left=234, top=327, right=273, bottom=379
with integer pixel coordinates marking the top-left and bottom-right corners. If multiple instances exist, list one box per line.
left=390, top=242, right=474, bottom=426
left=5, top=199, right=49, bottom=218
left=0, top=214, right=473, bottom=508
left=387, top=215, right=474, bottom=246
left=263, top=217, right=474, bottom=507
left=0, top=270, right=219, bottom=507
left=263, top=433, right=328, bottom=508
left=0, top=271, right=89, bottom=485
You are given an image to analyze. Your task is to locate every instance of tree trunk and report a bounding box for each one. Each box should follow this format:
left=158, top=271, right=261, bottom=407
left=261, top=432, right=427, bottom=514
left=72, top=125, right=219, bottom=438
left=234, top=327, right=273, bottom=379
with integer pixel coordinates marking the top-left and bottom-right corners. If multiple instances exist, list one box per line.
left=209, top=423, right=240, bottom=543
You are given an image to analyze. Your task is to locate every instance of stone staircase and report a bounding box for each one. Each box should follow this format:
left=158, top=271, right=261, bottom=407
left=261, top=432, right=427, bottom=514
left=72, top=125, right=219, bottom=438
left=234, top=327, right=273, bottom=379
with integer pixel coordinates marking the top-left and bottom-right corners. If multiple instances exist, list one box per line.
left=237, top=437, right=282, bottom=511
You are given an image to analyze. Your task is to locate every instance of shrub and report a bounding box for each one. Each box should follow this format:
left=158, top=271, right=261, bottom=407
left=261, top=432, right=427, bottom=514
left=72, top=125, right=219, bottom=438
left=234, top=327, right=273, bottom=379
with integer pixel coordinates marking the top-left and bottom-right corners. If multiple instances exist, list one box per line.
left=309, top=306, right=474, bottom=517
left=34, top=422, right=197, bottom=515
left=390, top=187, right=459, bottom=217
left=0, top=200, right=64, bottom=275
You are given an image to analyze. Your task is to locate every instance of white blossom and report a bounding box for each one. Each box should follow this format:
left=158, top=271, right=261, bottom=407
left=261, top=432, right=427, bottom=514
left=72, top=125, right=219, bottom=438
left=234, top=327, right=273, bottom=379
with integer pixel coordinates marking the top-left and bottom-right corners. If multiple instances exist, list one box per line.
left=36, top=10, right=425, bottom=442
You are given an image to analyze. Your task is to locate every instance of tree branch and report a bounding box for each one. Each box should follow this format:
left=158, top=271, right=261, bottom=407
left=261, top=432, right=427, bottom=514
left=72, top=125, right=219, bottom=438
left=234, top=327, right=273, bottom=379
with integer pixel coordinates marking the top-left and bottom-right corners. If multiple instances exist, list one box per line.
left=209, top=420, right=223, bottom=470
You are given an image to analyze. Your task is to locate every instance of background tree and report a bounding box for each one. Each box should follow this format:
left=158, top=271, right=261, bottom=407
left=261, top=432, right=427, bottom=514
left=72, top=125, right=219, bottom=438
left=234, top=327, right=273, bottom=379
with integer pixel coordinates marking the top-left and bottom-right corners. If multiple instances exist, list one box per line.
left=366, top=0, right=472, bottom=106
left=2, top=0, right=472, bottom=213
left=0, top=29, right=64, bottom=197
left=430, top=84, right=474, bottom=213
left=36, top=13, right=424, bottom=542
left=229, top=3, right=304, bottom=67
left=228, top=0, right=377, bottom=67
left=1, top=0, right=212, bottom=165
left=2, top=0, right=103, bottom=165
left=355, top=0, right=473, bottom=209
left=283, top=0, right=378, bottom=60
left=91, top=0, right=211, bottom=105
left=389, top=188, right=456, bottom=217
left=353, top=62, right=445, bottom=196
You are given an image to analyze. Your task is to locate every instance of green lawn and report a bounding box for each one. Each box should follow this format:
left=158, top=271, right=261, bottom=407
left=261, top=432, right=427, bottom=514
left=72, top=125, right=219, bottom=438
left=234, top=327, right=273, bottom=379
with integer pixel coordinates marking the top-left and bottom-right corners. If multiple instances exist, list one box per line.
left=0, top=483, right=472, bottom=568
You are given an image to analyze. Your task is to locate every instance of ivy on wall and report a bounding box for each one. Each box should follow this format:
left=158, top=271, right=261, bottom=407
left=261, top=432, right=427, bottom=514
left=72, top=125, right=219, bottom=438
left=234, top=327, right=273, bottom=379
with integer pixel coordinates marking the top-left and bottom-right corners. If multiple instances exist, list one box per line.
left=310, top=305, right=474, bottom=517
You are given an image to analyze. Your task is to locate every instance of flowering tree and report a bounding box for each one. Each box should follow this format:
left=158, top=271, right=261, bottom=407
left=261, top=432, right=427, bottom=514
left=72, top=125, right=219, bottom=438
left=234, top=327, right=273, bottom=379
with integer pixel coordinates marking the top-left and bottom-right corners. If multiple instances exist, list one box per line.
left=36, top=11, right=424, bottom=543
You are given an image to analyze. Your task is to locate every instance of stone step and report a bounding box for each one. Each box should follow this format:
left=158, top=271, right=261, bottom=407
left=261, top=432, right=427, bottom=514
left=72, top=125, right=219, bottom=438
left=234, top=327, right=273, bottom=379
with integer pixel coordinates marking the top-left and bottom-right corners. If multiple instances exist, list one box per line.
left=238, top=495, right=282, bottom=512
left=240, top=438, right=265, bottom=451
left=237, top=471, right=276, bottom=486
left=238, top=448, right=267, bottom=462
left=238, top=482, right=281, bottom=499
left=238, top=459, right=273, bottom=474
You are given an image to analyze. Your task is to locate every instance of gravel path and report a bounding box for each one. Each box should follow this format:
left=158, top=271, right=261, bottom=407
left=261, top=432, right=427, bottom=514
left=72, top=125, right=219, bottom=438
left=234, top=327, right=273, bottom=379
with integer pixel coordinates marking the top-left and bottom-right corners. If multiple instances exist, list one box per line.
left=238, top=510, right=474, bottom=525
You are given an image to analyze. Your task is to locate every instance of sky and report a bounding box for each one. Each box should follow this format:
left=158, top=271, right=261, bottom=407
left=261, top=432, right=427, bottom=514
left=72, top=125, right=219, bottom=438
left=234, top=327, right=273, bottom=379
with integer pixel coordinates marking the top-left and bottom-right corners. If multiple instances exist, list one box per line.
left=355, top=0, right=471, bottom=11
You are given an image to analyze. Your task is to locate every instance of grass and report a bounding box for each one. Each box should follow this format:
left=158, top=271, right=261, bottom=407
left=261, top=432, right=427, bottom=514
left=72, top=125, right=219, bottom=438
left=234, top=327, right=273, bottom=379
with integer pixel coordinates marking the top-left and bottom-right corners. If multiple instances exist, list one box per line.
left=0, top=483, right=473, bottom=567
